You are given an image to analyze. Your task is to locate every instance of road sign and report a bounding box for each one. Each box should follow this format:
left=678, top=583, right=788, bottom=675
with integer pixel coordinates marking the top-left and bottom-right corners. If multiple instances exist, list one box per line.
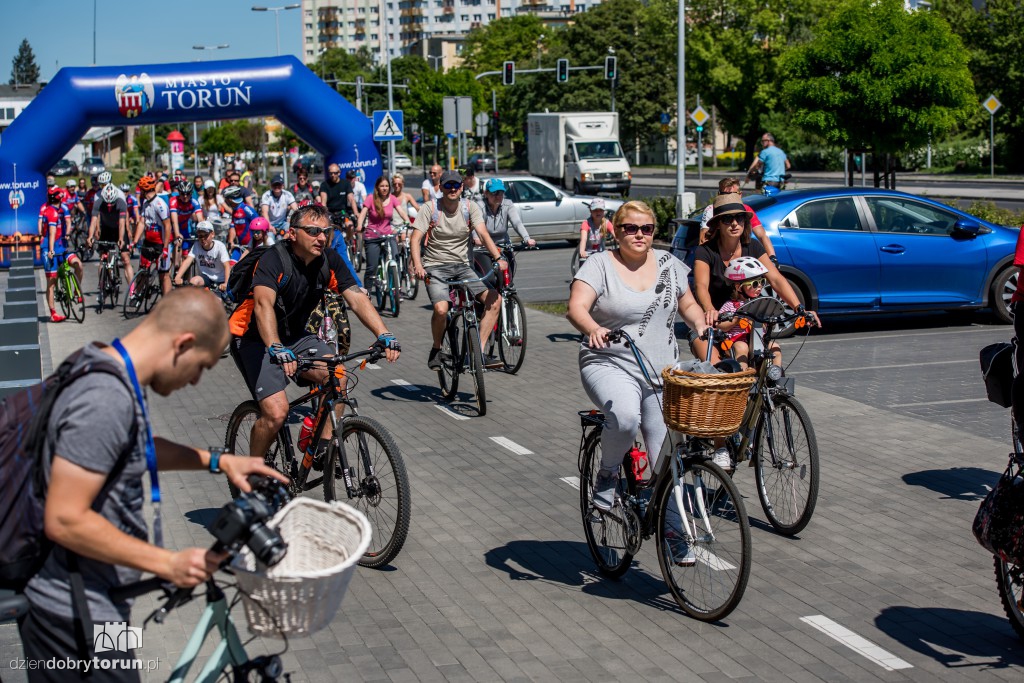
left=443, top=97, right=473, bottom=135
left=412, top=133, right=421, bottom=145
left=983, top=95, right=1002, bottom=115
left=659, top=112, right=671, bottom=125
left=372, top=110, right=404, bottom=141
left=689, top=106, right=709, bottom=127
left=475, top=112, right=489, bottom=138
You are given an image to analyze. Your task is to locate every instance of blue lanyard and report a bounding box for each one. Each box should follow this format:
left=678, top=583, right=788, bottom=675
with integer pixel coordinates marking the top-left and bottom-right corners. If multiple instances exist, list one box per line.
left=111, top=339, right=163, bottom=547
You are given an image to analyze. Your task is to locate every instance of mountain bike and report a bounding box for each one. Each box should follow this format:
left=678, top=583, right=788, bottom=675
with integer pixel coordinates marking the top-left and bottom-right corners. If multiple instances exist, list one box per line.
left=94, top=241, right=121, bottom=312
left=224, top=346, right=410, bottom=568
left=395, top=224, right=419, bottom=300
left=991, top=421, right=1024, bottom=641
left=577, top=329, right=751, bottom=621
left=123, top=246, right=162, bottom=318
left=54, top=255, right=86, bottom=323
left=429, top=266, right=498, bottom=416
left=715, top=296, right=820, bottom=535
left=369, top=236, right=401, bottom=318
left=483, top=241, right=533, bottom=375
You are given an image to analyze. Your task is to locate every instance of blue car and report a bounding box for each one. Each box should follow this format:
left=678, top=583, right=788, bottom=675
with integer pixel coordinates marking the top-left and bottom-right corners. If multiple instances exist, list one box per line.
left=672, top=188, right=1019, bottom=327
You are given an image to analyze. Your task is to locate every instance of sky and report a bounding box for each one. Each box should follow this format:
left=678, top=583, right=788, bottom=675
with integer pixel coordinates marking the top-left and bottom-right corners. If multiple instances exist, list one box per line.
left=4, top=0, right=305, bottom=83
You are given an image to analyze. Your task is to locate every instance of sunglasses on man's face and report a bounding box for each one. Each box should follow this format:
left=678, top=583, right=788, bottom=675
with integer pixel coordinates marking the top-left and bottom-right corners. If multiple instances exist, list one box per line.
left=294, top=225, right=330, bottom=237
left=620, top=223, right=656, bottom=236
left=442, top=182, right=462, bottom=191
left=328, top=170, right=340, bottom=175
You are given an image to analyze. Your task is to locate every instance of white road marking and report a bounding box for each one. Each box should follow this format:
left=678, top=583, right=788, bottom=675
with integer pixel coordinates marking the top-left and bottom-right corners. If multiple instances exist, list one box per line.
left=560, top=476, right=580, bottom=490
left=798, top=325, right=1008, bottom=344
left=887, top=397, right=990, bottom=408
left=364, top=362, right=381, bottom=370
left=800, top=615, right=912, bottom=671
left=490, top=436, right=533, bottom=455
left=391, top=379, right=420, bottom=393
left=434, top=404, right=470, bottom=421
left=794, top=359, right=970, bottom=374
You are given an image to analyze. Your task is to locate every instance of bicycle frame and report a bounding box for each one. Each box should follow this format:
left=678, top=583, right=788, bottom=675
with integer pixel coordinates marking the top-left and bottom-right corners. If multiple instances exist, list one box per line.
left=374, top=238, right=399, bottom=290
left=168, top=582, right=249, bottom=683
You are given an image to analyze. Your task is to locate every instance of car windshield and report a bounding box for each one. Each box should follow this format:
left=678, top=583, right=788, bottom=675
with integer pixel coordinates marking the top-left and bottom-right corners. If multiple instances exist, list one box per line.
left=575, top=142, right=623, bottom=160
left=85, top=157, right=102, bottom=164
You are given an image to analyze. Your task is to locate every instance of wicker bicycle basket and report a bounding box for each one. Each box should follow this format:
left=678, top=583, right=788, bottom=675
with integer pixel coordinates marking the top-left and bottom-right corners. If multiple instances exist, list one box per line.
left=661, top=366, right=757, bottom=438
left=231, top=498, right=371, bottom=637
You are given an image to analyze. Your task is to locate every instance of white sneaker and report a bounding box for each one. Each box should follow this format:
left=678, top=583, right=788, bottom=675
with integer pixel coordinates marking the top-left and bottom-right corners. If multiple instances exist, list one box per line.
left=712, top=447, right=734, bottom=472
left=592, top=469, right=618, bottom=511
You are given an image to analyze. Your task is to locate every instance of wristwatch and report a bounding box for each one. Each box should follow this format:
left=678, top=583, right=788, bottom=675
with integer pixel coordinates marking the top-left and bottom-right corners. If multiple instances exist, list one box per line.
left=208, top=447, right=223, bottom=474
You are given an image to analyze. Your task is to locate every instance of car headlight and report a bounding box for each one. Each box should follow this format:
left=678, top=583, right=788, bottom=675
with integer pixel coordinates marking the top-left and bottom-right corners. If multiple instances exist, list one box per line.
left=623, top=171, right=631, bottom=180
left=582, top=173, right=593, bottom=182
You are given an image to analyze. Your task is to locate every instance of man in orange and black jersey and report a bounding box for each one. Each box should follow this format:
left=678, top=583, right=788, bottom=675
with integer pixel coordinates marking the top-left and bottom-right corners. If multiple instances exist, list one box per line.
left=228, top=203, right=400, bottom=461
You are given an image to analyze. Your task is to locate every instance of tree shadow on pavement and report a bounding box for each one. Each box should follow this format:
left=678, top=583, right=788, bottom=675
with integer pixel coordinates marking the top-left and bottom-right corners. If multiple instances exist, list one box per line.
left=875, top=606, right=1024, bottom=669
left=546, top=333, right=581, bottom=343
left=484, top=539, right=686, bottom=617
left=902, top=467, right=999, bottom=502
left=371, top=384, right=445, bottom=404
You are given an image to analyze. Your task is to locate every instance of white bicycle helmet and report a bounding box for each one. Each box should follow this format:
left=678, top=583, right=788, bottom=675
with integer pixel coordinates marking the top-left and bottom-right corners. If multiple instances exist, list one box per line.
left=65, top=179, right=77, bottom=188
left=101, top=184, right=119, bottom=204
left=725, top=255, right=768, bottom=282
left=98, top=171, right=112, bottom=185
left=222, top=185, right=244, bottom=203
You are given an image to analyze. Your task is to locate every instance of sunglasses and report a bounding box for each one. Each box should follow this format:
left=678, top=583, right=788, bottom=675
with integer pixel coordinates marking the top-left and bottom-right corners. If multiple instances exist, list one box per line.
left=620, top=223, right=656, bottom=236
left=442, top=182, right=462, bottom=190
left=294, top=225, right=330, bottom=237
left=717, top=216, right=744, bottom=225
left=328, top=171, right=341, bottom=175
left=742, top=278, right=767, bottom=289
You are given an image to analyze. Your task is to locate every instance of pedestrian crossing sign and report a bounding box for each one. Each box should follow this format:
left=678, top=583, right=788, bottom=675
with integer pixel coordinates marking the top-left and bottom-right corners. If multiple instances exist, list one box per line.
left=372, top=110, right=404, bottom=141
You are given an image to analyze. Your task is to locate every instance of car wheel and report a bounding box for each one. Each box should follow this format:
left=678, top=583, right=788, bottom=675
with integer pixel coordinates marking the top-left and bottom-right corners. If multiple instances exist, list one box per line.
left=992, top=265, right=1016, bottom=324
left=765, top=277, right=807, bottom=339
left=573, top=180, right=581, bottom=195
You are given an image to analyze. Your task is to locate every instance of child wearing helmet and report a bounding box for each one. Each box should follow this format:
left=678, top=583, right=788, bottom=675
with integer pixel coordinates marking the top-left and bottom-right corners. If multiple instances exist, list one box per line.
left=717, top=255, right=774, bottom=368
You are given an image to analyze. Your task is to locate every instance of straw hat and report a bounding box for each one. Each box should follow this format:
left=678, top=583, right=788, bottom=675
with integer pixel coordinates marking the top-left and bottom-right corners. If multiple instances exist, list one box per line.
left=708, top=193, right=752, bottom=224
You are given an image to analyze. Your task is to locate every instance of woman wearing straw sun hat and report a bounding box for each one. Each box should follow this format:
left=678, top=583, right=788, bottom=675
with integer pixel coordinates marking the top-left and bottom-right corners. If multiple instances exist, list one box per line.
left=691, top=193, right=820, bottom=364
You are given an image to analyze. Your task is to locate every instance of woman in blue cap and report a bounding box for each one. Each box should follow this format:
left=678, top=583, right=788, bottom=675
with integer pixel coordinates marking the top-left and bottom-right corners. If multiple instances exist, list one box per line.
left=473, top=178, right=535, bottom=276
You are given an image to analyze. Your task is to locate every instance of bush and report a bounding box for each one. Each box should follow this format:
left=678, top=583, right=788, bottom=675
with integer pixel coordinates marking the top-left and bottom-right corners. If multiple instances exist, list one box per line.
left=716, top=152, right=744, bottom=167
left=939, top=199, right=1024, bottom=227
left=901, top=137, right=1005, bottom=173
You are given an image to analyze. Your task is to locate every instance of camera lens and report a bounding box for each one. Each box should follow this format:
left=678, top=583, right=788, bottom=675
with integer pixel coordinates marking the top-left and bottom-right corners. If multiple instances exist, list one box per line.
left=247, top=522, right=288, bottom=567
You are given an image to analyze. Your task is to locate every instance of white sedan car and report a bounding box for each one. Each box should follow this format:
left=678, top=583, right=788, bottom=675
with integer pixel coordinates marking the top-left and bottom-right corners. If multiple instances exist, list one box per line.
left=393, top=154, right=413, bottom=171
left=480, top=175, right=624, bottom=242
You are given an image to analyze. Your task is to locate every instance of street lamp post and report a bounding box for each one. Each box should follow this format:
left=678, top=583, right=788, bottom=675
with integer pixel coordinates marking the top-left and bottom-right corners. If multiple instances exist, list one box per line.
left=675, top=0, right=687, bottom=219
left=251, top=4, right=301, bottom=57
left=193, top=45, right=230, bottom=175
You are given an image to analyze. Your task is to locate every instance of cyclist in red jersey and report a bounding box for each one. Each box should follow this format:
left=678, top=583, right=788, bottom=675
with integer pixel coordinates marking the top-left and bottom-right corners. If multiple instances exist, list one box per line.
left=224, top=185, right=259, bottom=260
left=170, top=180, right=204, bottom=253
left=132, top=175, right=175, bottom=295
left=40, top=186, right=84, bottom=321
left=62, top=179, right=86, bottom=216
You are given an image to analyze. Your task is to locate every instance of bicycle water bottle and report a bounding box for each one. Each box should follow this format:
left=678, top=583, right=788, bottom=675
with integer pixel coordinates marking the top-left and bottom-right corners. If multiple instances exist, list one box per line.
left=297, top=416, right=315, bottom=454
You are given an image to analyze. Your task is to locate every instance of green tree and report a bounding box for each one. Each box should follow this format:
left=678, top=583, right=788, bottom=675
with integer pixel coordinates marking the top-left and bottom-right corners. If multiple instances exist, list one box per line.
left=404, top=69, right=487, bottom=140
left=931, top=0, right=1024, bottom=170
left=9, top=38, right=39, bottom=86
left=200, top=121, right=247, bottom=156
left=781, top=0, right=975, bottom=176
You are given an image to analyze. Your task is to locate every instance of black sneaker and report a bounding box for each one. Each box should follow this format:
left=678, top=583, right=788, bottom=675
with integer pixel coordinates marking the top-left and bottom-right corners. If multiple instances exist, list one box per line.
left=427, top=348, right=442, bottom=370
left=482, top=353, right=503, bottom=369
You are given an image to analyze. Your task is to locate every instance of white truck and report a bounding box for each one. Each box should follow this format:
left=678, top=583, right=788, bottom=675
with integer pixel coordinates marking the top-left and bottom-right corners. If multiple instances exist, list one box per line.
left=527, top=112, right=631, bottom=196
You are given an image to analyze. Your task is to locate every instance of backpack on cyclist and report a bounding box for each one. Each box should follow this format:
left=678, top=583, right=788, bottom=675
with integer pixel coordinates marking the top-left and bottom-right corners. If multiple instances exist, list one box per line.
left=0, top=347, right=137, bottom=591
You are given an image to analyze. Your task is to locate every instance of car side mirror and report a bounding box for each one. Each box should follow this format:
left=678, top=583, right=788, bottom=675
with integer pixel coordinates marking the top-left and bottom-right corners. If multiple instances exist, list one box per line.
left=564, top=153, right=571, bottom=163
left=555, top=193, right=563, bottom=203
left=953, top=218, right=981, bottom=237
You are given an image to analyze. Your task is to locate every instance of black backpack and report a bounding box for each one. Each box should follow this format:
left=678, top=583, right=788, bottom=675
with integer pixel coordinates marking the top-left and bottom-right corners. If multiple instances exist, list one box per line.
left=0, top=347, right=137, bottom=591
left=227, top=241, right=330, bottom=337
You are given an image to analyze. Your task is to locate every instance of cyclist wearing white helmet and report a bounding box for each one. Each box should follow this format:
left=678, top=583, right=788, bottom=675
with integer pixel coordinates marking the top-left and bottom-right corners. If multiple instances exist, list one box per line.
left=63, top=179, right=85, bottom=216
left=88, top=184, right=133, bottom=301
left=717, top=256, right=770, bottom=367
left=97, top=170, right=112, bottom=185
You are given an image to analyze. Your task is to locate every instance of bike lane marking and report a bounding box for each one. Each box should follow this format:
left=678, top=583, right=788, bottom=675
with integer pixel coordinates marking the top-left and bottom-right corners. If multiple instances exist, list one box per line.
left=390, top=379, right=420, bottom=393
left=434, top=404, right=470, bottom=421
left=490, top=436, right=533, bottom=455
left=799, top=615, right=912, bottom=671
left=560, top=476, right=580, bottom=490
left=795, top=359, right=970, bottom=374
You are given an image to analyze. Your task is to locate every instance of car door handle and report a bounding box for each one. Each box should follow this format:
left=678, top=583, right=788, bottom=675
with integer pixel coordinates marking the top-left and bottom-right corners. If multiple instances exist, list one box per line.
left=880, top=244, right=905, bottom=254
left=520, top=206, right=534, bottom=210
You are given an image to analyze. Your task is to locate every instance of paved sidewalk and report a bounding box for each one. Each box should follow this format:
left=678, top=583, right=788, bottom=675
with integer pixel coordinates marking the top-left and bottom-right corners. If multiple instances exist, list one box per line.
left=2, top=264, right=1023, bottom=682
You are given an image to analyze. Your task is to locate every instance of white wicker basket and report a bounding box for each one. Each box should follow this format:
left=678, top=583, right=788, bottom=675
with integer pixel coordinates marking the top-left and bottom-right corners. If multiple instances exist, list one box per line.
left=231, top=498, right=371, bottom=637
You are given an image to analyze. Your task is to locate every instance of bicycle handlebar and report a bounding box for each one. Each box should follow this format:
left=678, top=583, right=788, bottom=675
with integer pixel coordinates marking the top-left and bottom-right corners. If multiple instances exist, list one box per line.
left=275, top=345, right=386, bottom=371
left=717, top=307, right=818, bottom=328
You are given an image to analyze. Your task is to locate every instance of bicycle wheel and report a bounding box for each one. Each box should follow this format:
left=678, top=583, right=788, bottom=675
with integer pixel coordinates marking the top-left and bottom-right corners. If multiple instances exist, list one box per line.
left=438, top=320, right=460, bottom=400
left=224, top=400, right=296, bottom=499
left=655, top=459, right=751, bottom=621
left=324, top=415, right=411, bottom=568
left=401, top=261, right=419, bottom=300
left=995, top=556, right=1024, bottom=641
left=579, top=427, right=634, bottom=578
left=373, top=270, right=386, bottom=311
left=97, top=266, right=108, bottom=308
left=123, top=270, right=147, bottom=318
left=107, top=266, right=121, bottom=309
left=56, top=275, right=72, bottom=318
left=142, top=271, right=161, bottom=313
left=570, top=251, right=581, bottom=277
left=466, top=325, right=487, bottom=416
left=753, top=395, right=819, bottom=535
left=66, top=272, right=85, bottom=323
left=387, top=264, right=401, bottom=317
left=497, top=293, right=527, bottom=374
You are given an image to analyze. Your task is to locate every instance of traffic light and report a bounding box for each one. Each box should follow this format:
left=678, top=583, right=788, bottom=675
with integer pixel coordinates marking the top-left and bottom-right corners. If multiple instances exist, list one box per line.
left=696, top=125, right=703, bottom=133
left=492, top=110, right=500, bottom=123
left=605, top=56, right=617, bottom=80
left=556, top=58, right=569, bottom=83
left=502, top=61, right=515, bottom=86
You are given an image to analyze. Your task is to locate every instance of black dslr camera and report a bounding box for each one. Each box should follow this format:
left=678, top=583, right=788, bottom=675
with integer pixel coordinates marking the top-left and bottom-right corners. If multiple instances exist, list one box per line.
left=210, top=477, right=290, bottom=567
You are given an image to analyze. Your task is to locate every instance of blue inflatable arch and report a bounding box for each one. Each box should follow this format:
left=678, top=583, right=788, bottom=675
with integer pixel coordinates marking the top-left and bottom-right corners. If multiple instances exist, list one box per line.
left=0, top=56, right=379, bottom=265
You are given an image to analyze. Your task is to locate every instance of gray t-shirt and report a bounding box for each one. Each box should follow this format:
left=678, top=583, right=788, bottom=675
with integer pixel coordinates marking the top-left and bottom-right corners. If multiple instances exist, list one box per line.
left=574, top=249, right=691, bottom=386
left=26, top=343, right=149, bottom=621
left=413, top=198, right=484, bottom=267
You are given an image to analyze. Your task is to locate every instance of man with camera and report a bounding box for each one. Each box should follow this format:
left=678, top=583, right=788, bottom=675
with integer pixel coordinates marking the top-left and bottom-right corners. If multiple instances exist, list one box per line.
left=20, top=288, right=285, bottom=682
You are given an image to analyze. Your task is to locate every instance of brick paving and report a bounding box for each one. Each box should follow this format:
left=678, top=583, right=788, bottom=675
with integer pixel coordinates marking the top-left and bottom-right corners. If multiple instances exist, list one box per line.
left=2, top=262, right=1023, bottom=682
